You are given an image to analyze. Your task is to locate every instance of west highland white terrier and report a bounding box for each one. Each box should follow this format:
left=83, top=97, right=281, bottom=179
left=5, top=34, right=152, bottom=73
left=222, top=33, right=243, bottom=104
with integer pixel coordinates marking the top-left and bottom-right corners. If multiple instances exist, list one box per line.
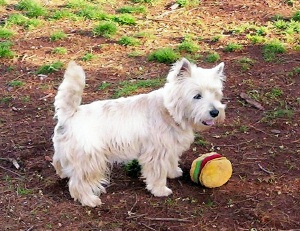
left=52, top=58, right=226, bottom=207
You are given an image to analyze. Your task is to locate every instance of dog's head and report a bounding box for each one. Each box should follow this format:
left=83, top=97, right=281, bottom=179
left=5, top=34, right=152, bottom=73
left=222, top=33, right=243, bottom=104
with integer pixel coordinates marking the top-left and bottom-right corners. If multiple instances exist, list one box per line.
left=163, top=58, right=226, bottom=131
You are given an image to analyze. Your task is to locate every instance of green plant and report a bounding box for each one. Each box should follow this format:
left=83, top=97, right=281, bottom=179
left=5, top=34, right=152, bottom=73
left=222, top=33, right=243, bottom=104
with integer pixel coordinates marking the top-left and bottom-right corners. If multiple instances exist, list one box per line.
left=262, top=40, right=286, bottom=62
left=148, top=48, right=179, bottom=64
left=237, top=57, right=255, bottom=71
left=16, top=185, right=33, bottom=195
left=76, top=6, right=110, bottom=20
left=0, top=41, right=14, bottom=58
left=66, top=0, right=90, bottom=9
left=6, top=14, right=41, bottom=29
left=52, top=47, right=68, bottom=55
left=124, top=159, right=141, bottom=177
left=177, top=0, right=200, bottom=7
left=194, top=135, right=207, bottom=146
left=118, top=36, right=140, bottom=46
left=0, top=0, right=7, bottom=6
left=93, top=22, right=117, bottom=37
left=178, top=40, right=199, bottom=53
left=292, top=10, right=300, bottom=22
left=211, top=35, right=221, bottom=42
left=16, top=0, right=47, bottom=18
left=224, top=43, right=243, bottom=52
left=114, top=79, right=163, bottom=98
left=50, top=31, right=67, bottom=41
left=82, top=52, right=95, bottom=61
left=265, top=88, right=283, bottom=99
left=0, top=28, right=13, bottom=39
left=112, top=14, right=136, bottom=25
left=294, top=67, right=300, bottom=74
left=49, top=9, right=79, bottom=20
left=246, top=34, right=265, bottom=44
left=0, top=96, right=13, bottom=104
left=36, top=61, right=64, bottom=74
left=205, top=52, right=220, bottom=63
left=8, top=80, right=24, bottom=87
left=98, top=82, right=111, bottom=91
left=117, top=5, right=146, bottom=14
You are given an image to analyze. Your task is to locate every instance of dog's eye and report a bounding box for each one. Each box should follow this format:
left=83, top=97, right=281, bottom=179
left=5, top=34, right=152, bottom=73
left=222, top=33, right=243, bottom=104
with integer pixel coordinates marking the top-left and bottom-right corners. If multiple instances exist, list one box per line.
left=193, top=94, right=202, bottom=99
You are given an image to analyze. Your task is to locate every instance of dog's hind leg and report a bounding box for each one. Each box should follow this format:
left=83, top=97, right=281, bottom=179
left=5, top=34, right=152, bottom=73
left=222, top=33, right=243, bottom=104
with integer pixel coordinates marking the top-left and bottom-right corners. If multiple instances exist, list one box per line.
left=67, top=152, right=109, bottom=207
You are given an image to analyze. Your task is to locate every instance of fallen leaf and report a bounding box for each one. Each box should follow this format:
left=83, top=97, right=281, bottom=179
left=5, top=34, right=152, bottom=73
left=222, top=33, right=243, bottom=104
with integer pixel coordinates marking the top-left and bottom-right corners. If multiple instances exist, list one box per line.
left=240, top=92, right=265, bottom=110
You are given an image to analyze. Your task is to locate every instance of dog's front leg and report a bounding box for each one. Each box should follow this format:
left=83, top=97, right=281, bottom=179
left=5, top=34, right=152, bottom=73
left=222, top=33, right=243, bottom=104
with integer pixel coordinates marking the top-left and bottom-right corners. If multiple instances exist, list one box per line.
left=140, top=158, right=172, bottom=197
left=166, top=155, right=183, bottom=179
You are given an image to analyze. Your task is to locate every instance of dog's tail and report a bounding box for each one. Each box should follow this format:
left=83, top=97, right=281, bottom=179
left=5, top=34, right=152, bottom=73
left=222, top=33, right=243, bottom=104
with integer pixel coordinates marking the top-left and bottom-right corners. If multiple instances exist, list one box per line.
left=54, top=61, right=86, bottom=123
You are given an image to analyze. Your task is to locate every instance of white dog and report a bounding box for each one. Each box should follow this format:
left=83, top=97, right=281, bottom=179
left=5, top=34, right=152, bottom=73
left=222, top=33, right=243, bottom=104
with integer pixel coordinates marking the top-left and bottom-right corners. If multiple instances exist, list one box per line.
left=52, top=58, right=226, bottom=207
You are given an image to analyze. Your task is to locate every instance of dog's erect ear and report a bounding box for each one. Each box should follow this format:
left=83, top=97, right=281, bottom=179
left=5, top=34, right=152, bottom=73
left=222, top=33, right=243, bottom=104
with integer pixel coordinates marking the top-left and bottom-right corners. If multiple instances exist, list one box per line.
left=213, top=62, right=225, bottom=81
left=179, top=58, right=192, bottom=76
left=167, top=58, right=192, bottom=82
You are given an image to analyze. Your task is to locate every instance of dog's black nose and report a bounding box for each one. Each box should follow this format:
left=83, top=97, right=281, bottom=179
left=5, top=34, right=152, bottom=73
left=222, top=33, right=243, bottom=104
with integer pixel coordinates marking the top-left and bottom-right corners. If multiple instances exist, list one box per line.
left=210, top=109, right=219, bottom=118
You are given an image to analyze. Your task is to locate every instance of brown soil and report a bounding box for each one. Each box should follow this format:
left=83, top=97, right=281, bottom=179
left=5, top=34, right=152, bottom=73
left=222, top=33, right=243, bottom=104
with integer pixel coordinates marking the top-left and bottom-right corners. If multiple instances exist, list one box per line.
left=1, top=0, right=300, bottom=230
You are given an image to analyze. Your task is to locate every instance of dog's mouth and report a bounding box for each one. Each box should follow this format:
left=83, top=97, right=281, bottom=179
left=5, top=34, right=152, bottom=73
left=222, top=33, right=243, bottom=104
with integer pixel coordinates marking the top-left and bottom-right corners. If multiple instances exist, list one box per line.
left=202, top=119, right=215, bottom=126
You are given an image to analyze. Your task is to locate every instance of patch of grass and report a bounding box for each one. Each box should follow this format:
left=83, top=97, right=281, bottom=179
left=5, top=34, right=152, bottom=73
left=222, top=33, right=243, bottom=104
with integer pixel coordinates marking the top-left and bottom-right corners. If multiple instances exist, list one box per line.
left=93, top=22, right=117, bottom=38
left=76, top=6, right=110, bottom=20
left=237, top=57, right=255, bottom=71
left=66, top=0, right=91, bottom=9
left=114, top=78, right=163, bottom=98
left=16, top=0, right=47, bottom=18
left=50, top=31, right=67, bottom=41
left=16, top=185, right=33, bottom=195
left=211, top=35, right=222, bottom=42
left=148, top=48, right=179, bottom=64
left=0, top=27, right=13, bottom=39
left=294, top=67, right=300, bottom=74
left=0, top=96, right=13, bottom=104
left=98, top=82, right=111, bottom=91
left=49, top=9, right=80, bottom=21
left=117, top=5, right=146, bottom=14
left=0, top=41, right=14, bottom=58
left=178, top=39, right=199, bottom=53
left=8, top=80, right=24, bottom=87
left=239, top=125, right=249, bottom=133
left=262, top=40, right=286, bottom=62
left=112, top=14, right=136, bottom=25
left=36, top=61, right=64, bottom=75
left=0, top=0, right=7, bottom=6
left=177, top=0, right=200, bottom=7
left=224, top=43, right=243, bottom=52
left=205, top=52, right=220, bottom=63
left=82, top=52, right=96, bottom=61
left=52, top=47, right=68, bottom=55
left=263, top=108, right=294, bottom=121
left=246, top=34, right=265, bottom=44
left=292, top=10, right=300, bottom=22
left=118, top=36, right=140, bottom=46
left=6, top=14, right=41, bottom=29
left=265, top=88, right=283, bottom=99
left=124, top=159, right=141, bottom=177
left=194, top=135, right=207, bottom=146
left=130, top=0, right=154, bottom=3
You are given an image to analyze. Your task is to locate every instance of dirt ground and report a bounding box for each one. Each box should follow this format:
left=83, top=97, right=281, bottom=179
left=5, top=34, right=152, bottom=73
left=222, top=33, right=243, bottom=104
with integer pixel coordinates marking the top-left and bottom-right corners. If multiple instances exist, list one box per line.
left=0, top=0, right=300, bottom=230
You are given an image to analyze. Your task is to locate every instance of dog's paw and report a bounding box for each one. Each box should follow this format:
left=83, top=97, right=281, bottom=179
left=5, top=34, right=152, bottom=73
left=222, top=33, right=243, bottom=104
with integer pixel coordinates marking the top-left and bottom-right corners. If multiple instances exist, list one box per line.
left=80, top=195, right=102, bottom=207
left=168, top=167, right=183, bottom=179
left=151, top=186, right=173, bottom=197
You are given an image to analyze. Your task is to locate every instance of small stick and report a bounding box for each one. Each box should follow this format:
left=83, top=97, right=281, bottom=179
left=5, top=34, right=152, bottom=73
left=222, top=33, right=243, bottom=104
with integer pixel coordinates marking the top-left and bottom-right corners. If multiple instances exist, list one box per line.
left=0, top=165, right=24, bottom=179
left=139, top=222, right=156, bottom=231
left=145, top=217, right=192, bottom=223
left=258, top=163, right=274, bottom=175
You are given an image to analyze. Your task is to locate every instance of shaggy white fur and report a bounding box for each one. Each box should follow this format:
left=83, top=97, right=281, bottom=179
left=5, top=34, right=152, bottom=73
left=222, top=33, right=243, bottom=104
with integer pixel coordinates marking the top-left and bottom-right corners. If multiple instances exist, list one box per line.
left=52, top=58, right=226, bottom=207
